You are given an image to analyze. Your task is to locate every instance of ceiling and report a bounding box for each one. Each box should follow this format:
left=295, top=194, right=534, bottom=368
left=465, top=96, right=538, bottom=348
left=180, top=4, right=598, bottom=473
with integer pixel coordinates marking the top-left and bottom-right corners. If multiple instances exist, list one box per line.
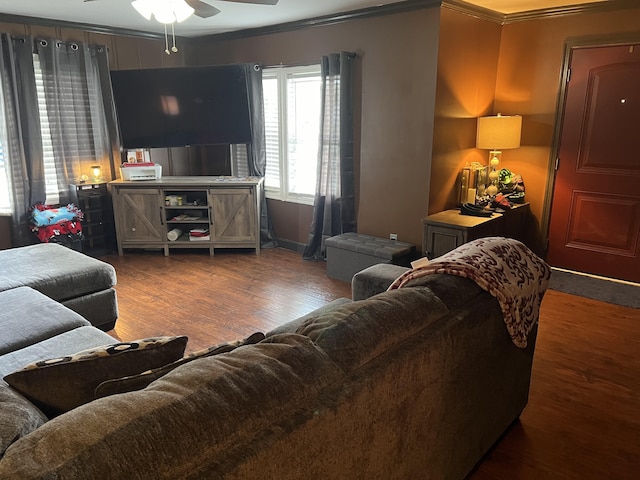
left=0, top=0, right=610, bottom=38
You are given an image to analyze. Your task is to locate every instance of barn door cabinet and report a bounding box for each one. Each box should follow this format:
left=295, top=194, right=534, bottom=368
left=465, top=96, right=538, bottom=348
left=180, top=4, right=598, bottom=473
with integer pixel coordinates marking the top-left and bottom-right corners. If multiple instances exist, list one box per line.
left=109, top=177, right=262, bottom=256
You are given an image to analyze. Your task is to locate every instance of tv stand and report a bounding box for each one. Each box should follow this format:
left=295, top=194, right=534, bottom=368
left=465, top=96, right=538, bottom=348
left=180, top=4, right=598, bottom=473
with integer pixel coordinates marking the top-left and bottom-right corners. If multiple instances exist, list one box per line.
left=109, top=176, right=263, bottom=256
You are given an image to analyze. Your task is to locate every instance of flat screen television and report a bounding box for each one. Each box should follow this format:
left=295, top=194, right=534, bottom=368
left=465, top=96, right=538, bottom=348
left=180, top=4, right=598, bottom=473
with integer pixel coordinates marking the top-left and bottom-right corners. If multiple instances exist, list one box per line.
left=110, top=65, right=252, bottom=149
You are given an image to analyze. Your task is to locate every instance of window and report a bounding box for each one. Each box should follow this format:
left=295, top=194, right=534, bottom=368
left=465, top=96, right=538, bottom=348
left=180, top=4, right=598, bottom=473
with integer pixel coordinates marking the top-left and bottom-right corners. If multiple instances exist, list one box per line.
left=0, top=78, right=10, bottom=213
left=0, top=41, right=112, bottom=222
left=33, top=54, right=60, bottom=205
left=263, top=65, right=322, bottom=205
left=0, top=142, right=8, bottom=213
left=0, top=55, right=66, bottom=210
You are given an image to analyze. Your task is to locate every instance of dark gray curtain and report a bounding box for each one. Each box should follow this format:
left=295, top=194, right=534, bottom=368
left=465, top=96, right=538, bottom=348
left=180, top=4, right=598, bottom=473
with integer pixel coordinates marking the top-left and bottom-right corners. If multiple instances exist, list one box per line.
left=303, top=52, right=357, bottom=261
left=0, top=34, right=45, bottom=246
left=244, top=63, right=276, bottom=248
left=35, top=39, right=119, bottom=205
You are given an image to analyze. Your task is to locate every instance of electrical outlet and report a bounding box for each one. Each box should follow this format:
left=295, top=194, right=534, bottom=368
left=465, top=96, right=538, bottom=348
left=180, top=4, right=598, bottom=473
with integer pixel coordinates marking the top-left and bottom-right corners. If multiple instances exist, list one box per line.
left=389, top=233, right=398, bottom=241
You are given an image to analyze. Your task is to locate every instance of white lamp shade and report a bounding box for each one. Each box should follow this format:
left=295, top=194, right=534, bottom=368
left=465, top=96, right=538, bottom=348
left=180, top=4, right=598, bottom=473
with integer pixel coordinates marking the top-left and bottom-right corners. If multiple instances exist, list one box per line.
left=476, top=115, right=522, bottom=150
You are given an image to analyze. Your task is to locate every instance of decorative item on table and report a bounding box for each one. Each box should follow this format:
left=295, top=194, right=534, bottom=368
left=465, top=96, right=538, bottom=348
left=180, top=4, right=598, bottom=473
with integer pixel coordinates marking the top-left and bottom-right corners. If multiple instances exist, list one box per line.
left=458, top=162, right=487, bottom=206
left=90, top=165, right=103, bottom=182
left=489, top=168, right=526, bottom=209
left=460, top=202, right=493, bottom=217
left=476, top=114, right=522, bottom=197
left=126, top=149, right=151, bottom=164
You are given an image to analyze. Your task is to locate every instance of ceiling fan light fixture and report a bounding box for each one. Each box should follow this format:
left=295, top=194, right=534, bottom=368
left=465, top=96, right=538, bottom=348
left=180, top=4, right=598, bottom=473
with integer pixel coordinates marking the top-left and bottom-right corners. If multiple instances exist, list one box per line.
left=131, top=0, right=195, bottom=24
left=154, top=4, right=178, bottom=23
left=131, top=0, right=153, bottom=20
left=172, top=0, right=195, bottom=22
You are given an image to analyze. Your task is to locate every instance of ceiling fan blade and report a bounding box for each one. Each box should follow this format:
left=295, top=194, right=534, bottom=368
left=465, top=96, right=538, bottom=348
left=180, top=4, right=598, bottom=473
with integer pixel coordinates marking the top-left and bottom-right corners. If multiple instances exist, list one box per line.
left=219, top=0, right=279, bottom=5
left=185, top=0, right=222, bottom=18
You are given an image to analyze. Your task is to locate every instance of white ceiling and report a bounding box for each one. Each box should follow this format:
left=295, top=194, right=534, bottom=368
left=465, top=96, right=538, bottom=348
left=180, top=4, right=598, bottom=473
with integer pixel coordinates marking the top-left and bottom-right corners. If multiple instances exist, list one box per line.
left=0, top=0, right=610, bottom=38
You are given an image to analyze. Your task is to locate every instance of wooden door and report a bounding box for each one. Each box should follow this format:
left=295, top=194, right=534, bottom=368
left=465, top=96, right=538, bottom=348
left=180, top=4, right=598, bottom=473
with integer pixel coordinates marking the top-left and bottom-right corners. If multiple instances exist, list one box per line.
left=547, top=44, right=640, bottom=283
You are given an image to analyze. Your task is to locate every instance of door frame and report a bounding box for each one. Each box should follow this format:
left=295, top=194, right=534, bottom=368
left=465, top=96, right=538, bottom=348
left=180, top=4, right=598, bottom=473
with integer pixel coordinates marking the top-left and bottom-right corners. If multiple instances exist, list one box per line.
left=542, top=31, right=640, bottom=253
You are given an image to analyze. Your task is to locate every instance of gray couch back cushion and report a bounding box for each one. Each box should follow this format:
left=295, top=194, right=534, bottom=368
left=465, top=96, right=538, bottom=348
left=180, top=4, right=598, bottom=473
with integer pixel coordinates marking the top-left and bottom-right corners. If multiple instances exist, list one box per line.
left=295, top=287, right=449, bottom=373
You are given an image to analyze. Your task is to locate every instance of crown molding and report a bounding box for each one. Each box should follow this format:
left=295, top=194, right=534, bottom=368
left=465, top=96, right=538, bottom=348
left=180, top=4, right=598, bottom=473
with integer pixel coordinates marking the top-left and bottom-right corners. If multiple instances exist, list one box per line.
left=193, top=0, right=442, bottom=42
left=443, top=0, right=639, bottom=25
left=0, top=13, right=166, bottom=40
left=505, top=0, right=638, bottom=23
left=441, top=0, right=504, bottom=24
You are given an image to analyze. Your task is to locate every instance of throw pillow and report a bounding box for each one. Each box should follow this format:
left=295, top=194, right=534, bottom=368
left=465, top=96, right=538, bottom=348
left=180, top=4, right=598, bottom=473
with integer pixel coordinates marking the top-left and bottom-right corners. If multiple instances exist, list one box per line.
left=0, top=383, right=48, bottom=458
left=3, top=336, right=188, bottom=417
left=95, top=331, right=265, bottom=399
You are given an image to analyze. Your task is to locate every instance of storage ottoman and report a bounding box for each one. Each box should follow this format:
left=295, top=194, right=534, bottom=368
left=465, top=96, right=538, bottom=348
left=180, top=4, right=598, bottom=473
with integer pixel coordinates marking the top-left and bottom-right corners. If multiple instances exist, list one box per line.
left=325, top=233, right=415, bottom=282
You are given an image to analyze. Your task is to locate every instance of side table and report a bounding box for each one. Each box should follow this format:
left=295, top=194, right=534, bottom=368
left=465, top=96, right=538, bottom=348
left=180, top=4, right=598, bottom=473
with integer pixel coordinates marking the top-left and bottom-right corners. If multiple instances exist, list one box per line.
left=68, top=182, right=116, bottom=256
left=422, top=203, right=530, bottom=259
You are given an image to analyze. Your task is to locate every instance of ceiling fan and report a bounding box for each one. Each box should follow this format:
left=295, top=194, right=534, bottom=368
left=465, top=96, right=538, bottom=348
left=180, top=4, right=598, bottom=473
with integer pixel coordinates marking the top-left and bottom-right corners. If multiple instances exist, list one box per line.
left=84, top=0, right=279, bottom=20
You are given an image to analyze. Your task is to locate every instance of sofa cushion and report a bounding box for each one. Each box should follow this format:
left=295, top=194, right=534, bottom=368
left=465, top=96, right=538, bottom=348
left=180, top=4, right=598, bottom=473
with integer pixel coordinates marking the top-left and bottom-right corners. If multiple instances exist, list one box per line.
left=0, top=287, right=91, bottom=356
left=397, top=273, right=485, bottom=310
left=0, top=383, right=47, bottom=458
left=0, top=326, right=116, bottom=378
left=0, top=243, right=116, bottom=301
left=94, top=332, right=265, bottom=398
left=4, top=336, right=188, bottom=417
left=266, top=298, right=352, bottom=338
left=295, top=287, right=449, bottom=373
left=0, top=333, right=346, bottom=479
left=351, top=263, right=410, bottom=300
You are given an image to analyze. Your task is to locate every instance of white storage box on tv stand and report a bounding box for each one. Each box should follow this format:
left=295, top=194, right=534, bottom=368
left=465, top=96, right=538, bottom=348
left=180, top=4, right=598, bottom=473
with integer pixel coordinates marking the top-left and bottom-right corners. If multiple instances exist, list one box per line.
left=119, top=164, right=162, bottom=181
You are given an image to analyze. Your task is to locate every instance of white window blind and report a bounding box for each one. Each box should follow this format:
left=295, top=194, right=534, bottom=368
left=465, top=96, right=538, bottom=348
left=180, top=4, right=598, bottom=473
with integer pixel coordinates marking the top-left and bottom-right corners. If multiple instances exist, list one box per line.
left=33, top=54, right=60, bottom=205
left=34, top=49, right=107, bottom=206
left=261, top=65, right=321, bottom=205
left=0, top=142, right=8, bottom=213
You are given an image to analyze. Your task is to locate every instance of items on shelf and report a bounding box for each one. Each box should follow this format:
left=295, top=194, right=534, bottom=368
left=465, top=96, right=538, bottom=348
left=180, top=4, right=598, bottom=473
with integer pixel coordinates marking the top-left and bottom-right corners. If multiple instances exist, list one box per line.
left=167, top=228, right=182, bottom=242
left=170, top=214, right=202, bottom=221
left=188, top=228, right=210, bottom=242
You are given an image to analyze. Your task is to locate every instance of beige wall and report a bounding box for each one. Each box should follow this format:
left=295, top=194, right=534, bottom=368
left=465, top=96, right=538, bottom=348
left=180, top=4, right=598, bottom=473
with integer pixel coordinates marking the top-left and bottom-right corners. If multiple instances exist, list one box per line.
left=429, top=8, right=501, bottom=215
left=192, top=7, right=442, bottom=248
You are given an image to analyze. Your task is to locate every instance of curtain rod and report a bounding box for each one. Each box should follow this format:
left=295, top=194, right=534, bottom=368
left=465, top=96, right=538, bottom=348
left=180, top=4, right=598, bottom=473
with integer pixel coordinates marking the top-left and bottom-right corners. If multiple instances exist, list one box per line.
left=262, top=52, right=357, bottom=69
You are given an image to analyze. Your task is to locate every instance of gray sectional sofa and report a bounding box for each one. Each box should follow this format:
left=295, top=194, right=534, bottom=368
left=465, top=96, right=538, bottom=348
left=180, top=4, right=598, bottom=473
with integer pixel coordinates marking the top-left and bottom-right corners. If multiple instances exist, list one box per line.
left=0, top=243, right=118, bottom=330
left=0, top=239, right=550, bottom=479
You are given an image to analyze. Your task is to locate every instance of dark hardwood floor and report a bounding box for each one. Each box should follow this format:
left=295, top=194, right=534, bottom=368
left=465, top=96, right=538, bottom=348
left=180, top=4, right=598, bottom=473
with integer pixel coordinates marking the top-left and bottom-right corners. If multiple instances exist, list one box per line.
left=102, top=247, right=640, bottom=479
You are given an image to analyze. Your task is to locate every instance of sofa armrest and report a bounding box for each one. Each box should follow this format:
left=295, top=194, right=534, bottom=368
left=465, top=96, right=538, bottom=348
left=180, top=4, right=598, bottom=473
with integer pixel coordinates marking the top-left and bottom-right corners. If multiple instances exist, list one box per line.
left=351, top=264, right=410, bottom=300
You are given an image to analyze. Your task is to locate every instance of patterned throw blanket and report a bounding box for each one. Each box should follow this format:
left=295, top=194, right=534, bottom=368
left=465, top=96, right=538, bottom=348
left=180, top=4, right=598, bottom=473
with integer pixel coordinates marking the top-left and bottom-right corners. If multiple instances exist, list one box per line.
left=388, top=237, right=551, bottom=348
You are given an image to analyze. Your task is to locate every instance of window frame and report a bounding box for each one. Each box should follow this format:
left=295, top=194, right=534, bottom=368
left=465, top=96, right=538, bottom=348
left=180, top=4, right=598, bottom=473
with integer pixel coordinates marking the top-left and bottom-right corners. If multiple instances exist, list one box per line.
left=262, top=64, right=321, bottom=206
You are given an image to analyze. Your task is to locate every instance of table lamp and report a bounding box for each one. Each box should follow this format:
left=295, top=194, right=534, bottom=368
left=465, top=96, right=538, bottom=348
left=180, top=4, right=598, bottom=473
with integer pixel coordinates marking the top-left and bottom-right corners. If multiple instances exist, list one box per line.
left=90, top=165, right=102, bottom=182
left=476, top=114, right=522, bottom=196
